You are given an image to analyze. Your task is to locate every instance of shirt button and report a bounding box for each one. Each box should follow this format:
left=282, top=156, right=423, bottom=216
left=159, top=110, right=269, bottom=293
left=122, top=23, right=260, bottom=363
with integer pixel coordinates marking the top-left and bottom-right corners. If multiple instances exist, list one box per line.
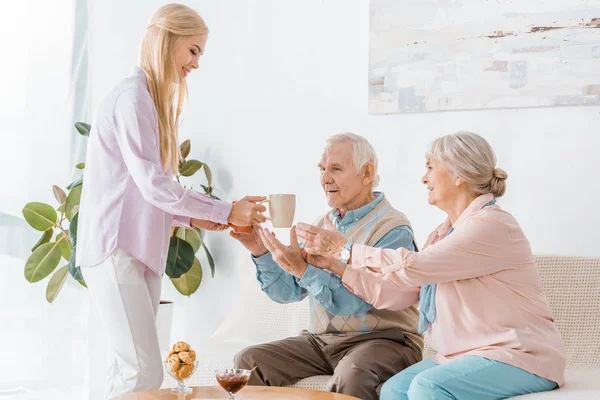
left=319, top=299, right=324, bottom=303
left=218, top=214, right=223, bottom=219
left=306, top=285, right=311, bottom=290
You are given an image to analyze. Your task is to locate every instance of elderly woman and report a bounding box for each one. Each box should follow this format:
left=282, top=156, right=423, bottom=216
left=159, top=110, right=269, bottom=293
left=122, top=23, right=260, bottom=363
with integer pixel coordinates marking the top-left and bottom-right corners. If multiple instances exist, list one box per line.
left=259, top=132, right=565, bottom=399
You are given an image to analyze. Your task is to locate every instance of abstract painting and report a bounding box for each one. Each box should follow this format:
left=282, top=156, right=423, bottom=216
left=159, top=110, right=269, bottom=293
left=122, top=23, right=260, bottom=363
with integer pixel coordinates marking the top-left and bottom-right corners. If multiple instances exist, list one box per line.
left=369, top=0, right=600, bottom=113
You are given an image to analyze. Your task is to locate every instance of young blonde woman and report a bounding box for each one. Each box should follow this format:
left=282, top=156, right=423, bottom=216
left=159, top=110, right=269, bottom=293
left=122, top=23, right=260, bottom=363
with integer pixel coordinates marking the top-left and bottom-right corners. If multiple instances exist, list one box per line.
left=76, top=4, right=266, bottom=398
left=263, top=132, right=566, bottom=399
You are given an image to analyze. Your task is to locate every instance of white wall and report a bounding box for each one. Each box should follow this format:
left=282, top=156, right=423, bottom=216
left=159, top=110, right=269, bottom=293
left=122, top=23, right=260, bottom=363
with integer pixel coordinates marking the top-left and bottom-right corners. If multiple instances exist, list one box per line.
left=89, top=0, right=600, bottom=347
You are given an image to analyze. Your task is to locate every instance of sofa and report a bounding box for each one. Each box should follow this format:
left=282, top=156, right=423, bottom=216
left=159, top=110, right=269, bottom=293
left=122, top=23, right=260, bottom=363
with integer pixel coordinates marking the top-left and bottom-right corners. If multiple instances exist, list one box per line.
left=162, top=255, right=600, bottom=398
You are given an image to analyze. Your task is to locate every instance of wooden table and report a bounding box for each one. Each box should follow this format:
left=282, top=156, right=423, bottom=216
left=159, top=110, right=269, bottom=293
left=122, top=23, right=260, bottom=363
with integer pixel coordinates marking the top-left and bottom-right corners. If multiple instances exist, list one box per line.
left=116, top=386, right=360, bottom=399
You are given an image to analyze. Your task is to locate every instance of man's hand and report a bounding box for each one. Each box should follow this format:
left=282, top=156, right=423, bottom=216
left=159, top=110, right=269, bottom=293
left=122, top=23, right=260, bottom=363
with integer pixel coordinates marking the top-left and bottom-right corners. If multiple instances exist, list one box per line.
left=191, top=218, right=228, bottom=231
left=229, top=225, right=268, bottom=257
left=296, top=217, right=346, bottom=258
left=257, top=226, right=308, bottom=279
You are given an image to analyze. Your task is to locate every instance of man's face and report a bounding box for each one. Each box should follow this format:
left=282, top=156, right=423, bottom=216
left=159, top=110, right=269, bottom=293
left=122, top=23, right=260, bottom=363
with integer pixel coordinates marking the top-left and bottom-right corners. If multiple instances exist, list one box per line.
left=319, top=142, right=369, bottom=211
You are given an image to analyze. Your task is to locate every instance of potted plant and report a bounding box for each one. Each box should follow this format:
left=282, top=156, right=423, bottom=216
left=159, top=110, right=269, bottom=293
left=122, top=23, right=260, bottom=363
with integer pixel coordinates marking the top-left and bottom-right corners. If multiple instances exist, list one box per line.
left=21, top=122, right=220, bottom=304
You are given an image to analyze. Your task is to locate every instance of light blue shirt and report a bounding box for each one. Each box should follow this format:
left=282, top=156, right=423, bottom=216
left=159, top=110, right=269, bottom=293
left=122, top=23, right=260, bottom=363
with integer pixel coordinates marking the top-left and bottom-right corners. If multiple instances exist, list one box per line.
left=252, top=192, right=416, bottom=316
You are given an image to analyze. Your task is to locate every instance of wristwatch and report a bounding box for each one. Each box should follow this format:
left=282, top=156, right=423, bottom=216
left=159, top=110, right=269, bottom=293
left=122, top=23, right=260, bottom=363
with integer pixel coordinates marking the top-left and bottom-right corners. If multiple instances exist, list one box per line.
left=340, top=242, right=353, bottom=264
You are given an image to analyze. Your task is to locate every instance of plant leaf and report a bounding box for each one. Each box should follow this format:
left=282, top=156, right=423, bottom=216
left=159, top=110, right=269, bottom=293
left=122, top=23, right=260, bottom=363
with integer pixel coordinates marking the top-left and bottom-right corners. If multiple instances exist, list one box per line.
left=22, top=202, right=57, bottom=231
left=46, top=265, right=69, bottom=303
left=67, top=212, right=84, bottom=282
left=203, top=164, right=213, bottom=187
left=32, top=229, right=53, bottom=252
left=201, top=241, right=215, bottom=278
left=77, top=279, right=87, bottom=288
left=200, top=184, right=210, bottom=194
left=56, top=232, right=71, bottom=261
left=171, top=257, right=202, bottom=296
left=66, top=185, right=82, bottom=221
left=68, top=212, right=78, bottom=248
left=180, top=160, right=203, bottom=177
left=176, top=227, right=202, bottom=253
left=68, top=260, right=84, bottom=281
left=53, top=185, right=67, bottom=204
left=75, top=122, right=91, bottom=136
left=24, top=241, right=62, bottom=283
left=180, top=140, right=191, bottom=158
left=66, top=176, right=83, bottom=190
left=165, top=236, right=194, bottom=278
left=76, top=163, right=85, bottom=170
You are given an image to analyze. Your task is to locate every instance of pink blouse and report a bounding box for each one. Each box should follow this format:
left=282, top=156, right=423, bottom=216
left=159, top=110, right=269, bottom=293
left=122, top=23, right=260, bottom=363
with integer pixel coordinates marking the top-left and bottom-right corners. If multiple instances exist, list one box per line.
left=342, top=193, right=566, bottom=385
left=77, top=66, right=232, bottom=275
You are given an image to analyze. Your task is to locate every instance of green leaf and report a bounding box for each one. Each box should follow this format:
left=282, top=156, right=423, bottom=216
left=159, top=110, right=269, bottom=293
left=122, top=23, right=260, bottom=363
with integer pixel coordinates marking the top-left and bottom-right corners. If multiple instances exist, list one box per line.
left=200, top=184, right=211, bottom=194
left=201, top=241, right=216, bottom=278
left=56, top=232, right=71, bottom=261
left=180, top=140, right=191, bottom=158
left=67, top=213, right=83, bottom=282
left=66, top=176, right=83, bottom=190
left=209, top=193, right=221, bottom=200
left=68, top=260, right=84, bottom=281
left=171, top=257, right=202, bottom=296
left=53, top=185, right=67, bottom=205
left=24, top=241, right=62, bottom=283
left=68, top=213, right=78, bottom=248
left=46, top=265, right=69, bottom=303
left=176, top=227, right=202, bottom=253
left=77, top=279, right=87, bottom=288
left=165, top=236, right=194, bottom=278
left=180, top=160, right=203, bottom=177
left=75, top=122, right=91, bottom=136
left=32, top=229, right=53, bottom=252
left=22, top=202, right=57, bottom=231
left=66, top=185, right=82, bottom=221
left=204, top=164, right=213, bottom=187
left=76, top=163, right=85, bottom=170
left=57, top=204, right=65, bottom=214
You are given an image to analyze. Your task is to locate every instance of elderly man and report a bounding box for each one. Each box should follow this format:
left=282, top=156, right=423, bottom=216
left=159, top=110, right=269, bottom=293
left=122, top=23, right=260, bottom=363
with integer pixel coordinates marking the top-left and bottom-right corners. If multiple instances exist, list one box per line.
left=230, top=133, right=422, bottom=400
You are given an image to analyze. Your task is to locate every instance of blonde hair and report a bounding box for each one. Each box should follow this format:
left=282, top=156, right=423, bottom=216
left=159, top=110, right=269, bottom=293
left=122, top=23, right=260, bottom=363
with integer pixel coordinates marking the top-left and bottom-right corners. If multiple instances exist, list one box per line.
left=139, top=4, right=209, bottom=173
left=428, top=131, right=508, bottom=197
left=323, top=133, right=381, bottom=188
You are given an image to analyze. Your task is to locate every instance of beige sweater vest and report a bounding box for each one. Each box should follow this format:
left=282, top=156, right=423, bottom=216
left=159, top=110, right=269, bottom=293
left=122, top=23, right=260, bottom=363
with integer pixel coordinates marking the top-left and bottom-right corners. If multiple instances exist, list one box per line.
left=308, top=196, right=422, bottom=348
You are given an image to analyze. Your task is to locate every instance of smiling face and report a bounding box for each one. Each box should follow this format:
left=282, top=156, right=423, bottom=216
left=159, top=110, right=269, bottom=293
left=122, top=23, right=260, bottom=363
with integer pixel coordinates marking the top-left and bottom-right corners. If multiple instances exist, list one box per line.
left=421, top=156, right=461, bottom=210
left=319, top=141, right=374, bottom=215
left=173, top=33, right=207, bottom=82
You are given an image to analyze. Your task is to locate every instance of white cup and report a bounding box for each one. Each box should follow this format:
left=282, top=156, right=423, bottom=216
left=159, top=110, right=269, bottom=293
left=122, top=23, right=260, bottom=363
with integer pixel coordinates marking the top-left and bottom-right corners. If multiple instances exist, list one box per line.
left=261, top=194, right=296, bottom=228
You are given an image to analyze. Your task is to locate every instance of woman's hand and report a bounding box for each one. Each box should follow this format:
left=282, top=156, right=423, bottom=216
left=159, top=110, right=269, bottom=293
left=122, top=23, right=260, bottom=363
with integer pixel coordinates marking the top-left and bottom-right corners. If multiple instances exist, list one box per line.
left=300, top=249, right=334, bottom=270
left=228, top=196, right=267, bottom=226
left=191, top=218, right=228, bottom=231
left=301, top=250, right=347, bottom=278
left=296, top=218, right=346, bottom=258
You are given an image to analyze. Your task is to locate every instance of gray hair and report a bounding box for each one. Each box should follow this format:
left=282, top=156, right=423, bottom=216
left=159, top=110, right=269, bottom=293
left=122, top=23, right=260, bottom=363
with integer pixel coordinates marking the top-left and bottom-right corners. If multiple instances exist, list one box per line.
left=323, top=132, right=380, bottom=188
left=427, top=131, right=508, bottom=197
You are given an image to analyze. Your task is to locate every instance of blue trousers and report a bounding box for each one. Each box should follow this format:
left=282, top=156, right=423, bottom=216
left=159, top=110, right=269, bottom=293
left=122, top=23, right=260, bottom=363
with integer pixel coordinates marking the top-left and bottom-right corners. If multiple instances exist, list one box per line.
left=380, top=356, right=557, bottom=400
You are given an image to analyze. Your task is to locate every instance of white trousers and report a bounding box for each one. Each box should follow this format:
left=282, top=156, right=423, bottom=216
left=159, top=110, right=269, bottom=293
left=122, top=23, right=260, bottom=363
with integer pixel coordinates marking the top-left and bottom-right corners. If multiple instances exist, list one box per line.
left=83, top=247, right=163, bottom=399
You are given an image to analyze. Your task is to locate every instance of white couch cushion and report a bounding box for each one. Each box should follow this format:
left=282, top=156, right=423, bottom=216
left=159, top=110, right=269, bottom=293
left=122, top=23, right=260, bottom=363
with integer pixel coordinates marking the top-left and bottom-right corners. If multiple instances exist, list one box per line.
left=512, top=370, right=600, bottom=399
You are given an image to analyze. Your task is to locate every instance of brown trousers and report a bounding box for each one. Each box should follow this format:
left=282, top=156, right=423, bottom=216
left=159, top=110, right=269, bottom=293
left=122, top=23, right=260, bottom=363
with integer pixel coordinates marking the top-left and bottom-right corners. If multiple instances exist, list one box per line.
left=234, top=328, right=422, bottom=400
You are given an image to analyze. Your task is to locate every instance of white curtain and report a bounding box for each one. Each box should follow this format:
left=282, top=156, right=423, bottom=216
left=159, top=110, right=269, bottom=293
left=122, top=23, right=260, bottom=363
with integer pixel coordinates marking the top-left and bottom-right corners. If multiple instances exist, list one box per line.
left=0, top=0, right=92, bottom=399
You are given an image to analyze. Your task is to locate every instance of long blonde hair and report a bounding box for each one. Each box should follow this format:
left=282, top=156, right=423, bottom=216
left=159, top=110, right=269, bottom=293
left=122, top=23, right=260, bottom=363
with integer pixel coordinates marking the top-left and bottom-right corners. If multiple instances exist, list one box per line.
left=139, top=4, right=209, bottom=173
